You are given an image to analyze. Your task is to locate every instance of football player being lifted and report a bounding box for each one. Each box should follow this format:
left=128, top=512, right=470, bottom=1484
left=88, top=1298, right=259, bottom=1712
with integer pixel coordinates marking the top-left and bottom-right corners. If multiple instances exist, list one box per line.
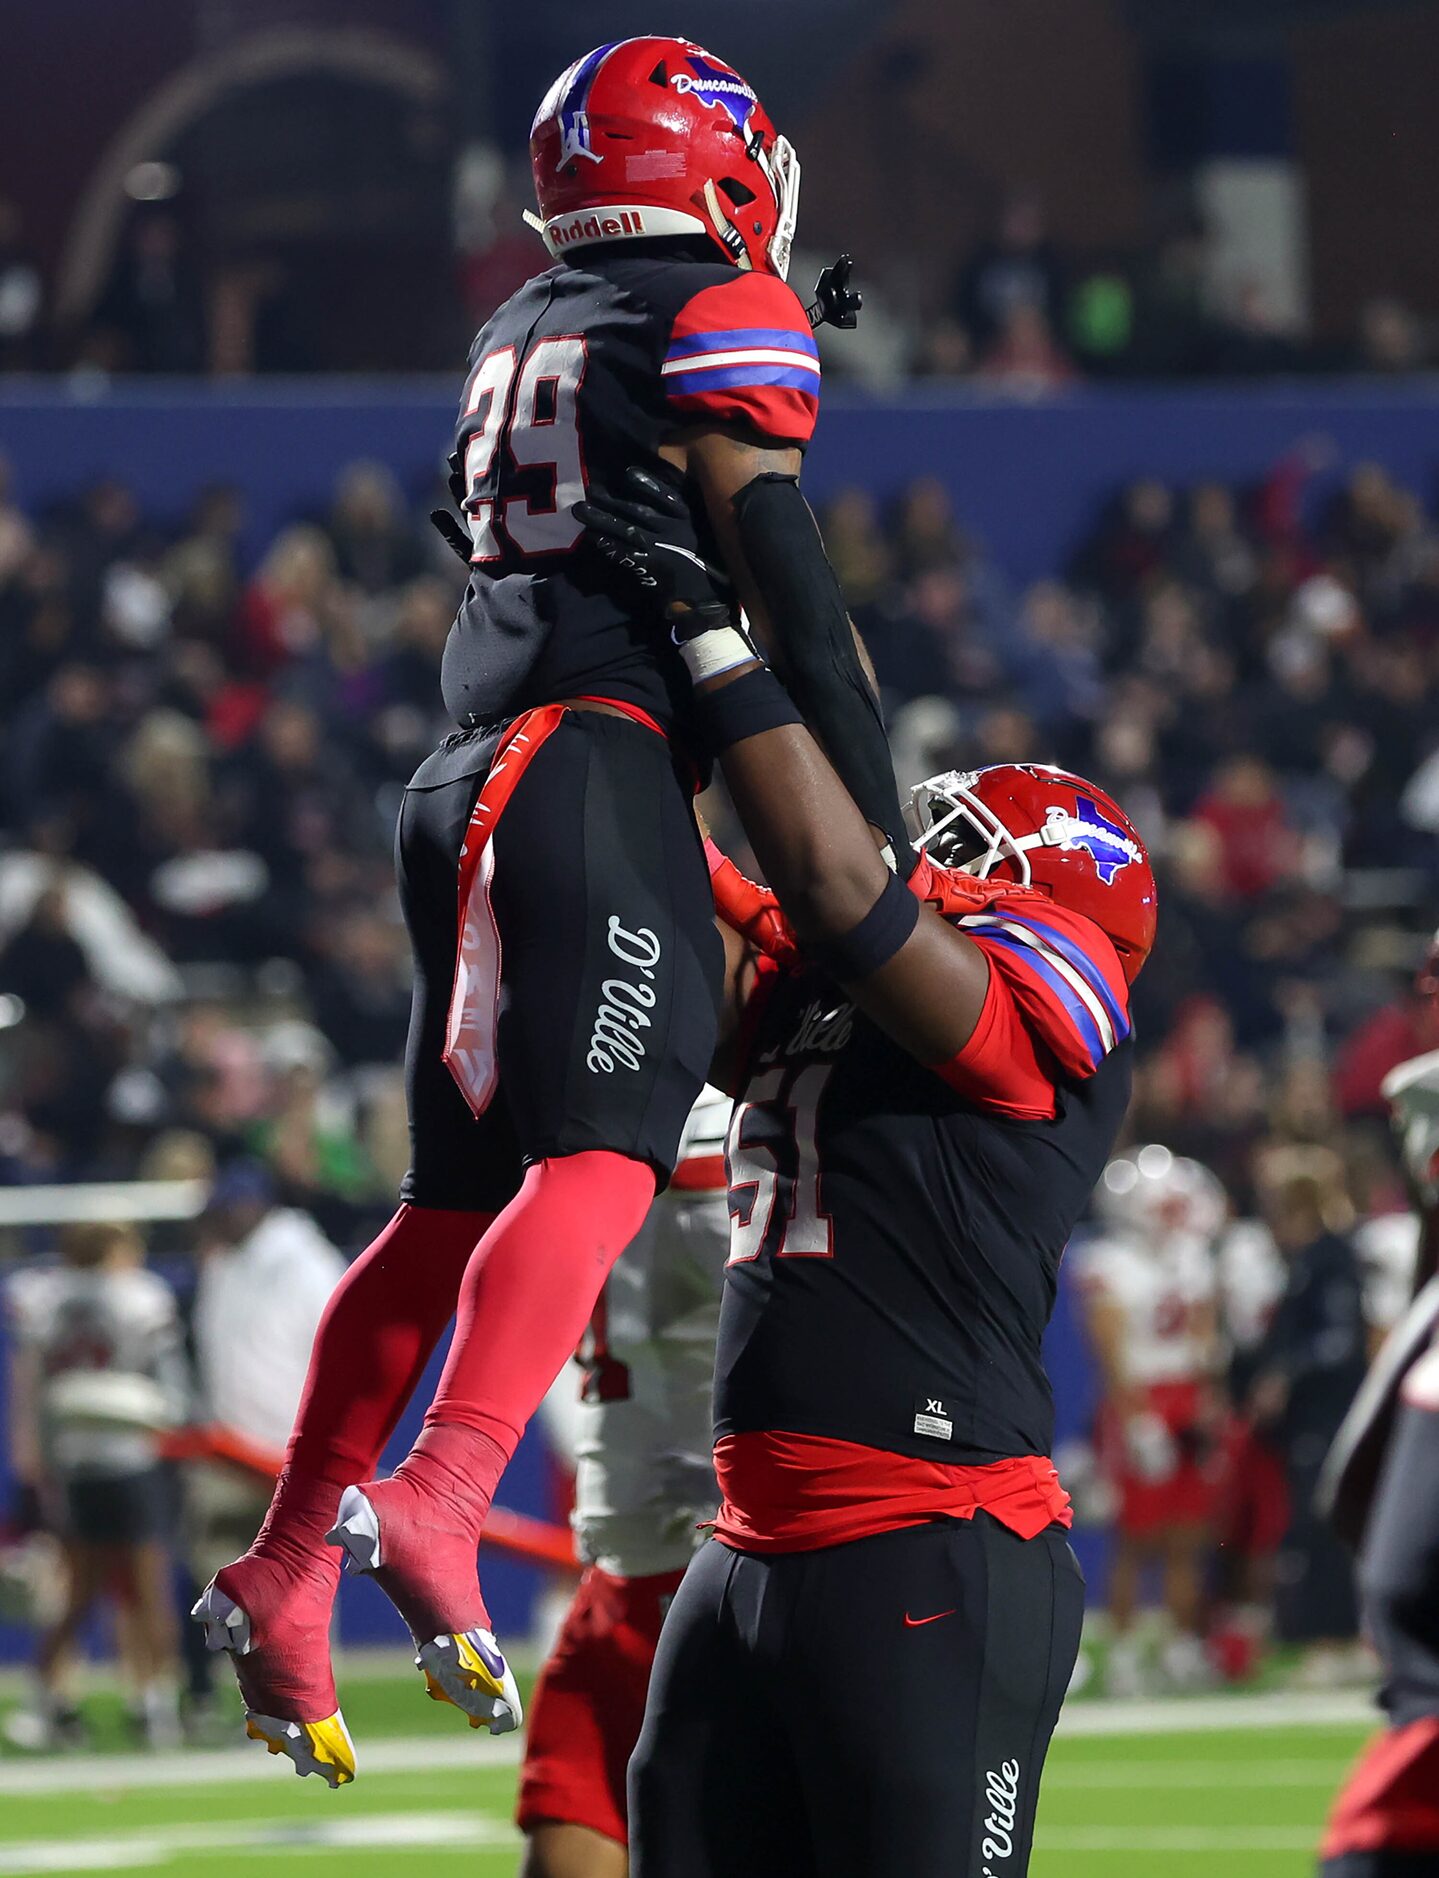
left=194, top=36, right=861, bottom=1783
left=577, top=474, right=1156, bottom=1876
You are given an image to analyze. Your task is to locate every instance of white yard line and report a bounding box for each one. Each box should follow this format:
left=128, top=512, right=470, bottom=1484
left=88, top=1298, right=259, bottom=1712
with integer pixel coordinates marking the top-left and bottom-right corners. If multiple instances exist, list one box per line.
left=1036, top=1826, right=1321, bottom=1853
left=1044, top=1756, right=1341, bottom=1787
left=1056, top=1689, right=1374, bottom=1736
left=11, top=1818, right=1326, bottom=1878
left=0, top=1733, right=520, bottom=1797
left=0, top=1687, right=1373, bottom=1801
left=0, top=1811, right=519, bottom=1874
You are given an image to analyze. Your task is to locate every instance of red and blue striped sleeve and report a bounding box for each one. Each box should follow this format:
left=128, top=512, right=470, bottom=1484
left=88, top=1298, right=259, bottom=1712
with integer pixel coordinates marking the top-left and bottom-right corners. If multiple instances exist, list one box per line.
left=962, top=901, right=1131, bottom=1081
left=930, top=899, right=1131, bottom=1117
left=664, top=271, right=820, bottom=446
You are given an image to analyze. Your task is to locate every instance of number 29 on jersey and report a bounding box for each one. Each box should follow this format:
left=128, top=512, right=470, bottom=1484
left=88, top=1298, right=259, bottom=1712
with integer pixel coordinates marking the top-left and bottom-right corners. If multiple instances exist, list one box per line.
left=460, top=336, right=591, bottom=562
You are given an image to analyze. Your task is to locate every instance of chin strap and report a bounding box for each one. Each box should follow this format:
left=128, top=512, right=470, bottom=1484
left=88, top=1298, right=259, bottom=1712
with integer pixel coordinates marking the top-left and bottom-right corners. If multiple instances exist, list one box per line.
left=701, top=180, right=753, bottom=270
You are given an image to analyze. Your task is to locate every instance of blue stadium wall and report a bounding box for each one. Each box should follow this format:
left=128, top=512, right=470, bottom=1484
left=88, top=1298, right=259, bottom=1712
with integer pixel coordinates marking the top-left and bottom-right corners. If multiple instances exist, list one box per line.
left=5, top=378, right=1439, bottom=582
left=3, top=378, right=1439, bottom=1658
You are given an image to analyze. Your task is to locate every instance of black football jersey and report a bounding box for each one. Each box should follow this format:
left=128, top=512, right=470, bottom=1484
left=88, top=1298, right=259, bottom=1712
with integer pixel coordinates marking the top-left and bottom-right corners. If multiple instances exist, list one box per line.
left=714, top=962, right=1133, bottom=1465
left=439, top=250, right=821, bottom=735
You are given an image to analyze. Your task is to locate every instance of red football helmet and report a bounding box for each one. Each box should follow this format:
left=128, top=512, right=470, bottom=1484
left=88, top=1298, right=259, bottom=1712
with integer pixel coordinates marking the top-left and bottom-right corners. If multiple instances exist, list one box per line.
left=528, top=38, right=800, bottom=279
left=910, top=764, right=1158, bottom=984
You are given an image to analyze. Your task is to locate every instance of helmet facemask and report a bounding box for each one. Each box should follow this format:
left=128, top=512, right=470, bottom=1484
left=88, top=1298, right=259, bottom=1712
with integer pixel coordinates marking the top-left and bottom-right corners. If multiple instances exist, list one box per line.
left=908, top=771, right=1034, bottom=884
left=756, top=132, right=800, bottom=279
left=703, top=127, right=800, bottom=277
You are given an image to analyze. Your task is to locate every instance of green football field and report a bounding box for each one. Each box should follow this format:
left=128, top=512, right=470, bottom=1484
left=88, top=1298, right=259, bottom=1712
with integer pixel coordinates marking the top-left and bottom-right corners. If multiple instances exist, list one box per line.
left=0, top=1663, right=1375, bottom=1876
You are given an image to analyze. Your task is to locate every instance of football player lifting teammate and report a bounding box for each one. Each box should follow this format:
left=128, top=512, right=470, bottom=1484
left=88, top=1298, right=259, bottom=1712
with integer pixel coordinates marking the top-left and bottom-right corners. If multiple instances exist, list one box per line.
left=193, top=36, right=859, bottom=1783
left=577, top=474, right=1156, bottom=1877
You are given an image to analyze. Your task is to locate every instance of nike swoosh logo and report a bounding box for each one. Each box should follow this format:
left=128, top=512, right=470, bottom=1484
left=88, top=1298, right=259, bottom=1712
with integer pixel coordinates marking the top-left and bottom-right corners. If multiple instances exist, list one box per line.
left=904, top=1609, right=956, bottom=1628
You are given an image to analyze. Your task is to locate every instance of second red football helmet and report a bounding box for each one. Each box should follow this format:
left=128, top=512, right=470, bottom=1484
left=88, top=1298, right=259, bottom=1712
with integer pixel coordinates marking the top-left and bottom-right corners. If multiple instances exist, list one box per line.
left=529, top=38, right=799, bottom=279
left=910, top=764, right=1158, bottom=984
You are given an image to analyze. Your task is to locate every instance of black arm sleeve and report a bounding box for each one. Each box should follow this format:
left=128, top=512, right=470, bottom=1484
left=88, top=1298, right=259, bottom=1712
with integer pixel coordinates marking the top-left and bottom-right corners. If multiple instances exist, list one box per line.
left=732, top=472, right=912, bottom=868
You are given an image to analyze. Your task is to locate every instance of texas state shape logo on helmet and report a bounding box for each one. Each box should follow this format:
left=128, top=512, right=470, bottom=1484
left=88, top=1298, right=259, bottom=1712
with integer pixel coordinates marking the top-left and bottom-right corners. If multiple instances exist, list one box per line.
left=669, top=51, right=759, bottom=129
left=529, top=36, right=800, bottom=279
left=1042, top=795, right=1144, bottom=886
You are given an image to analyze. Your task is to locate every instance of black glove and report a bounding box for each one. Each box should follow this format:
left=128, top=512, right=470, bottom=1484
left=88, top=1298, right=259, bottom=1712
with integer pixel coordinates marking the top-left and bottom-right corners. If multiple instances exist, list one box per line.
left=430, top=450, right=472, bottom=566
left=575, top=467, right=736, bottom=634
left=806, top=253, right=862, bottom=332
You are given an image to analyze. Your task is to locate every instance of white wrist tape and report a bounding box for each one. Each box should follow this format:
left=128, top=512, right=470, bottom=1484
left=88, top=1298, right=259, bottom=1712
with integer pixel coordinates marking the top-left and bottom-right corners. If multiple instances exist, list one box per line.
left=674, top=624, right=759, bottom=685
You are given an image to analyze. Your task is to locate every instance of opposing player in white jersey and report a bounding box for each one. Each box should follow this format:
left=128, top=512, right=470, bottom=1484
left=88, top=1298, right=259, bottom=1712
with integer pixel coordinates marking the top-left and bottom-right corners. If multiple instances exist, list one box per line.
left=1076, top=1145, right=1224, bottom=1692
left=5, top=1223, right=189, bottom=1748
left=519, top=1087, right=730, bottom=1878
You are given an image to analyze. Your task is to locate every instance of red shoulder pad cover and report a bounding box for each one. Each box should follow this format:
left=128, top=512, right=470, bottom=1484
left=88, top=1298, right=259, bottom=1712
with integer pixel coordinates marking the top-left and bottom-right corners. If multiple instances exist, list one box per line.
left=928, top=883, right=1133, bottom=1118
left=664, top=271, right=820, bottom=446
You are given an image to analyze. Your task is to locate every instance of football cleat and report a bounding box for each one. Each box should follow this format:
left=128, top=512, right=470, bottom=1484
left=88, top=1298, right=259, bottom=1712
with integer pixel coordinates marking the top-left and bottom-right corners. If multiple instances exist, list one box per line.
left=327, top=1487, right=385, bottom=1576
left=191, top=1581, right=356, bottom=1787
left=417, top=1629, right=523, bottom=1735
left=326, top=1484, right=522, bottom=1736
left=244, top=1710, right=357, bottom=1785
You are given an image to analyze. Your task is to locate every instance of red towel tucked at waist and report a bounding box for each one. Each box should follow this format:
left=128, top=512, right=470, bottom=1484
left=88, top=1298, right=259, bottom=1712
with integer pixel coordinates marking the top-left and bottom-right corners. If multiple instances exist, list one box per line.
left=711, top=1429, right=1071, bottom=1553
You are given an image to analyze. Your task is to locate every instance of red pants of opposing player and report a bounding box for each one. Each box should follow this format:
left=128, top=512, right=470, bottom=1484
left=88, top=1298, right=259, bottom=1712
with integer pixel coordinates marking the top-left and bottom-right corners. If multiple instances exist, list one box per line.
left=1214, top=1412, right=1290, bottom=1558
left=1320, top=1715, right=1439, bottom=1870
left=517, top=1564, right=685, bottom=1845
left=1100, top=1380, right=1219, bottom=1536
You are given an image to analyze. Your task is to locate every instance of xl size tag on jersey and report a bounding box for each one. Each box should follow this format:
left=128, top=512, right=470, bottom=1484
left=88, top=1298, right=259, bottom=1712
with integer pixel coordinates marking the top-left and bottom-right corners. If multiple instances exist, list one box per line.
left=914, top=1395, right=954, bottom=1441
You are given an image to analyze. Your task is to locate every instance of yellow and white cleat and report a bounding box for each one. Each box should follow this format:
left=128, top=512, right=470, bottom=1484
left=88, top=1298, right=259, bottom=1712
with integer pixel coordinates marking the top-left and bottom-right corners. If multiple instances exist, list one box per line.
left=327, top=1485, right=522, bottom=1736
left=417, top=1628, right=523, bottom=1735
left=243, top=1710, right=357, bottom=1785
left=191, top=1583, right=357, bottom=1787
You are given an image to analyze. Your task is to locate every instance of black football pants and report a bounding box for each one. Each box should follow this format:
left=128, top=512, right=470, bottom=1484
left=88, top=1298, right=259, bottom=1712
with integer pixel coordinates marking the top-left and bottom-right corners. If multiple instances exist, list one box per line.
left=629, top=1513, right=1084, bottom=1878
left=395, top=709, right=721, bottom=1211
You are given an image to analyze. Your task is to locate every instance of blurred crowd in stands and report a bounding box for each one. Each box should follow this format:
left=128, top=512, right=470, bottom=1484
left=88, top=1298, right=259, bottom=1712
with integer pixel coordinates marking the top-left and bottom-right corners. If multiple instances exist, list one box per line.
left=910, top=192, right=1437, bottom=388
left=0, top=456, right=461, bottom=1249
left=2, top=188, right=1436, bottom=383
left=1, top=438, right=1437, bottom=1701
left=837, top=450, right=1439, bottom=1207
left=2, top=443, right=1437, bottom=1226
